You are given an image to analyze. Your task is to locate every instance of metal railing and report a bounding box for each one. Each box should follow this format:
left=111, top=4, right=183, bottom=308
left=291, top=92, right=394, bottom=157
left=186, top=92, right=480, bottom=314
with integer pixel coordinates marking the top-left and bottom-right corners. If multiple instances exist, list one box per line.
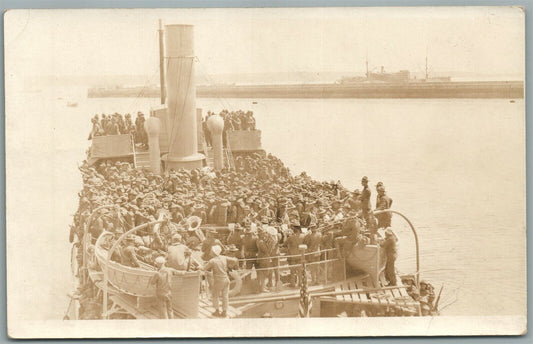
left=374, top=209, right=420, bottom=286
left=234, top=247, right=345, bottom=287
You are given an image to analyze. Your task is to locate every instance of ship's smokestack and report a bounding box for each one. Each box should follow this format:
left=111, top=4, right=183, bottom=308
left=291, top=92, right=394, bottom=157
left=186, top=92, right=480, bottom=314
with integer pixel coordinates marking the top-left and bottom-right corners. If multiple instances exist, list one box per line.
left=162, top=24, right=204, bottom=170
left=145, top=115, right=162, bottom=175
left=206, top=114, right=225, bottom=170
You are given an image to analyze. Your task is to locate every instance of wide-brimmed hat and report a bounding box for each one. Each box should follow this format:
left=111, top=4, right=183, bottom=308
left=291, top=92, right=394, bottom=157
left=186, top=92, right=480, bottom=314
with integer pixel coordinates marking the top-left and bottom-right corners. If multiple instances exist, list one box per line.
left=211, top=245, right=222, bottom=256
left=171, top=233, right=183, bottom=243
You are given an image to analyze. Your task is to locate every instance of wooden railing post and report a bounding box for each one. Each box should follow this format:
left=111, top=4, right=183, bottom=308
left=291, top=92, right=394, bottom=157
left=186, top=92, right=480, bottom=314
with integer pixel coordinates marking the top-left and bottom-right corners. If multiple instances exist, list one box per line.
left=323, top=248, right=328, bottom=285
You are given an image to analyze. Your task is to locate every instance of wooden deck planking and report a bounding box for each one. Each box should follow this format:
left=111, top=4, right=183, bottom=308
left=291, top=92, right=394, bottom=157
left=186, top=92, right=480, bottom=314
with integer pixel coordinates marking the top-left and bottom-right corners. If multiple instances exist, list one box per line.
left=198, top=299, right=242, bottom=318
left=335, top=284, right=344, bottom=302
left=353, top=278, right=369, bottom=303
left=347, top=280, right=361, bottom=303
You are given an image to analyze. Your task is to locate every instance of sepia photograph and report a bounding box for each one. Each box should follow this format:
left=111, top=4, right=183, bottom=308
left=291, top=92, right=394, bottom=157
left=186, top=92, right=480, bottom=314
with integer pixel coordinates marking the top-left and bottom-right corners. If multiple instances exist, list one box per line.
left=4, top=6, right=526, bottom=338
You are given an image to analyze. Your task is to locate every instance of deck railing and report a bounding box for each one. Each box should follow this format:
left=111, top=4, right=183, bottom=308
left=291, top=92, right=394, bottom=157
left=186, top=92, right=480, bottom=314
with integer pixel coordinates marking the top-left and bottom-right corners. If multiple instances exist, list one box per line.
left=234, top=247, right=346, bottom=288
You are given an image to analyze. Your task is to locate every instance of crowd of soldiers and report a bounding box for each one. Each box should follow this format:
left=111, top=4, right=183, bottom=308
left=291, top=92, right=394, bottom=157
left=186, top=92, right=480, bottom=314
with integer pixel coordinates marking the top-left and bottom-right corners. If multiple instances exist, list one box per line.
left=71, top=148, right=397, bottom=289
left=202, top=110, right=256, bottom=147
left=88, top=112, right=148, bottom=148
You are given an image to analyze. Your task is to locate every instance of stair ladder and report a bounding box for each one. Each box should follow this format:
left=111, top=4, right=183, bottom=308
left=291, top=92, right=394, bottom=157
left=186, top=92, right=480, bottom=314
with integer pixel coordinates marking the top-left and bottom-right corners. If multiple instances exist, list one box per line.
left=132, top=136, right=151, bottom=170
left=224, top=136, right=236, bottom=170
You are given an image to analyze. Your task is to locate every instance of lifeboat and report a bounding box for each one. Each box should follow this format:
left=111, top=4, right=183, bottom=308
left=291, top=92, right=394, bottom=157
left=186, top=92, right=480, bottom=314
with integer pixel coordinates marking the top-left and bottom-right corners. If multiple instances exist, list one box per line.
left=93, top=222, right=202, bottom=318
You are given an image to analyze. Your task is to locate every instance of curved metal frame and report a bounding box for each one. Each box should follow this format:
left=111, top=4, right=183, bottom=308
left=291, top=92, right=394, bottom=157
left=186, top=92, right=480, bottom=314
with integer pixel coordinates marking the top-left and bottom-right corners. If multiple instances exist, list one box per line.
left=102, top=219, right=166, bottom=319
left=81, top=204, right=117, bottom=285
left=374, top=209, right=420, bottom=286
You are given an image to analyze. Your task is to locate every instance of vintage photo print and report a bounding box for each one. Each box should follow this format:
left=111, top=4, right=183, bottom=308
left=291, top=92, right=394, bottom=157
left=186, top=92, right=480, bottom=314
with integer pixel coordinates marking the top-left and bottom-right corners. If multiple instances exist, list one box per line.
left=4, top=7, right=526, bottom=338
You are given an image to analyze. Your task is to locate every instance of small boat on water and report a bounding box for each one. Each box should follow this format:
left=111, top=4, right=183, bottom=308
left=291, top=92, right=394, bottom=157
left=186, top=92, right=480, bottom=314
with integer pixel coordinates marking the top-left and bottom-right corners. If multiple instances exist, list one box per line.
left=67, top=102, right=78, bottom=107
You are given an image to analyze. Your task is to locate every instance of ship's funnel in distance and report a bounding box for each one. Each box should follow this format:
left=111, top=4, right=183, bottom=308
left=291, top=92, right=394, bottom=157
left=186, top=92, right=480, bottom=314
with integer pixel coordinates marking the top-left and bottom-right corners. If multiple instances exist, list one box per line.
left=207, top=114, right=225, bottom=171
left=145, top=116, right=162, bottom=175
left=162, top=24, right=204, bottom=170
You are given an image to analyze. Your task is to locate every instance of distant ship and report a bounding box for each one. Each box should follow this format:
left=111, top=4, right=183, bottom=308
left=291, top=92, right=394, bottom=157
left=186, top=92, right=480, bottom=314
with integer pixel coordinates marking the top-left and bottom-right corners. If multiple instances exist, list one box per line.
left=337, top=57, right=451, bottom=84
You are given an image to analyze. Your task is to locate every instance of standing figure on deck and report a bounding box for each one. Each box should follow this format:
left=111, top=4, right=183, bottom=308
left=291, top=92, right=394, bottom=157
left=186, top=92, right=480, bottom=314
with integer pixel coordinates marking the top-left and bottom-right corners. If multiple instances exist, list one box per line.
left=286, top=220, right=303, bottom=287
left=360, top=176, right=372, bottom=223
left=303, top=222, right=322, bottom=285
left=380, top=228, right=398, bottom=286
left=226, top=223, right=244, bottom=260
left=88, top=117, right=104, bottom=140
left=150, top=256, right=185, bottom=319
left=166, top=234, right=192, bottom=271
left=135, top=112, right=148, bottom=148
left=124, top=113, right=135, bottom=135
left=375, top=185, right=393, bottom=229
left=256, top=230, right=272, bottom=292
left=243, top=225, right=258, bottom=273
left=203, top=245, right=238, bottom=318
left=201, top=229, right=221, bottom=261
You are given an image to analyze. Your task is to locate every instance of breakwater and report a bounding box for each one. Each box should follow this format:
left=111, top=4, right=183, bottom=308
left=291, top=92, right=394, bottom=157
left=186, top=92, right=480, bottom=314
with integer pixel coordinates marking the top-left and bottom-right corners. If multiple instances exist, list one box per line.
left=88, top=81, right=523, bottom=99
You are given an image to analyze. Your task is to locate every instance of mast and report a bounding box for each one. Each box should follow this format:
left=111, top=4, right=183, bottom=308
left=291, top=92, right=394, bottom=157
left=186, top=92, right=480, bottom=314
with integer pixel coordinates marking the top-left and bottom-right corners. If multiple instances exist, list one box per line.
left=365, top=54, right=369, bottom=79
left=425, top=55, right=428, bottom=80
left=158, top=19, right=166, bottom=105
left=425, top=47, right=429, bottom=81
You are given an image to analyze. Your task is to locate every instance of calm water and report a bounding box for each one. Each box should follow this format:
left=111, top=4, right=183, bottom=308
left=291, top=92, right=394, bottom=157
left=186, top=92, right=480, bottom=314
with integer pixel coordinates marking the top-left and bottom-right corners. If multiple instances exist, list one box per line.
left=7, top=87, right=525, bottom=319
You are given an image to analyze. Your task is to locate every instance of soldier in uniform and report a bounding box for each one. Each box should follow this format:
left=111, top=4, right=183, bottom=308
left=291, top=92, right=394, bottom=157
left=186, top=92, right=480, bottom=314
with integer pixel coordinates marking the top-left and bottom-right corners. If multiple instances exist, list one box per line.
left=304, top=221, right=322, bottom=285
left=347, top=189, right=362, bottom=214
left=285, top=220, right=303, bottom=287
left=380, top=228, right=398, bottom=286
left=266, top=227, right=281, bottom=289
left=360, top=176, right=372, bottom=224
left=226, top=223, right=244, bottom=265
left=135, top=112, right=148, bottom=148
left=256, top=230, right=273, bottom=292
left=203, top=245, right=238, bottom=317
left=124, top=113, right=134, bottom=134
left=257, top=202, right=275, bottom=223
left=121, top=235, right=141, bottom=267
left=150, top=256, right=186, bottom=319
left=375, top=185, right=393, bottom=229
left=169, top=203, right=184, bottom=224
left=419, top=280, right=436, bottom=316
left=242, top=226, right=258, bottom=273
left=201, top=228, right=221, bottom=261
left=191, top=204, right=207, bottom=224
left=166, top=234, right=192, bottom=271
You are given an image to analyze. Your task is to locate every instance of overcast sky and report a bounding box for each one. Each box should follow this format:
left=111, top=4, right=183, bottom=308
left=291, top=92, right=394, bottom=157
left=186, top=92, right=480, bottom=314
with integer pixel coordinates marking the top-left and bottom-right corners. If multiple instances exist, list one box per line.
left=4, top=7, right=525, bottom=78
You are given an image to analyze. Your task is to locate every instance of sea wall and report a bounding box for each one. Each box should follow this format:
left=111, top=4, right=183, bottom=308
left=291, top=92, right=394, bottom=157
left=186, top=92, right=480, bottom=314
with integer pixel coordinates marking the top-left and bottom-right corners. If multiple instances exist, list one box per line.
left=88, top=81, right=524, bottom=99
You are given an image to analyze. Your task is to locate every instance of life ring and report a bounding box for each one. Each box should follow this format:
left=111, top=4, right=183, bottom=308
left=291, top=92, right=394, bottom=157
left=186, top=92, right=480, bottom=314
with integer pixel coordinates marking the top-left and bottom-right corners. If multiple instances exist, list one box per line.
left=228, top=270, right=243, bottom=297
